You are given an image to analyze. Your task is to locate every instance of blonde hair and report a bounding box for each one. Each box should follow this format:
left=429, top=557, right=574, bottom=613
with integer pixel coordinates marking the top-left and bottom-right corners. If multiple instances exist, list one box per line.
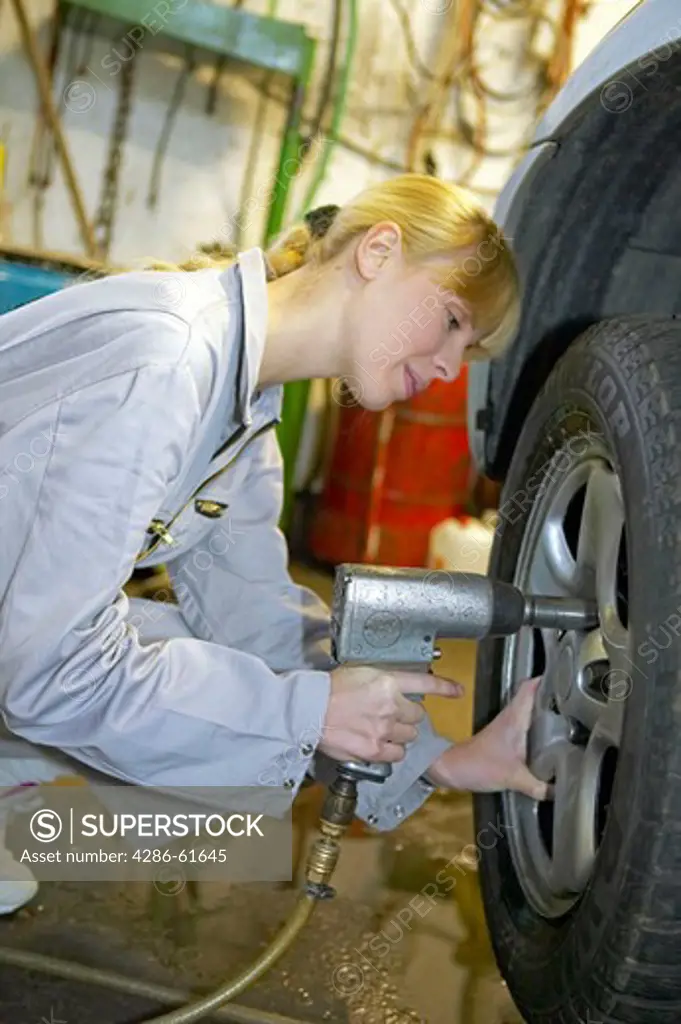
left=147, top=174, right=521, bottom=360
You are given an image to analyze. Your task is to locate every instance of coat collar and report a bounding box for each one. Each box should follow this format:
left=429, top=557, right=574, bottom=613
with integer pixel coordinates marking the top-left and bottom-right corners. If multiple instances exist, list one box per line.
left=230, top=247, right=283, bottom=426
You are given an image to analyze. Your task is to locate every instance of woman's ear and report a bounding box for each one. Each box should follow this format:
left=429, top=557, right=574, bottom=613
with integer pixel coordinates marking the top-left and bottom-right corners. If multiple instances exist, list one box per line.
left=354, top=221, right=402, bottom=281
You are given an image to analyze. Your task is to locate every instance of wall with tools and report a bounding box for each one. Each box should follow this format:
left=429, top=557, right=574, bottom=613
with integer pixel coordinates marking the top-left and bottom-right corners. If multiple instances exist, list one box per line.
left=0, top=0, right=636, bottom=262
left=0, top=0, right=639, bottom=554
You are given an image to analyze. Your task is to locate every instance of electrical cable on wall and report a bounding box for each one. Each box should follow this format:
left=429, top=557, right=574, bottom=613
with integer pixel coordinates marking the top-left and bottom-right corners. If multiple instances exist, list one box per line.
left=296, top=0, right=358, bottom=217
left=300, top=0, right=342, bottom=159
left=233, top=0, right=342, bottom=247
left=147, top=46, right=197, bottom=209
left=92, top=44, right=137, bottom=260
left=387, top=0, right=437, bottom=82
left=406, top=0, right=585, bottom=185
left=228, top=0, right=532, bottom=203
left=205, top=54, right=226, bottom=116
left=232, top=0, right=280, bottom=248
left=18, top=0, right=588, bottom=261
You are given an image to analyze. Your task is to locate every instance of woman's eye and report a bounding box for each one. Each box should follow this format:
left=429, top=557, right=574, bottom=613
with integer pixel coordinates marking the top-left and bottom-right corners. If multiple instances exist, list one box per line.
left=448, top=312, right=459, bottom=331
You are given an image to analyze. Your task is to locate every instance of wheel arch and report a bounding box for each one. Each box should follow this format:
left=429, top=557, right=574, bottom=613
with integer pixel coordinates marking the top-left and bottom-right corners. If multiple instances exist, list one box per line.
left=486, top=49, right=681, bottom=480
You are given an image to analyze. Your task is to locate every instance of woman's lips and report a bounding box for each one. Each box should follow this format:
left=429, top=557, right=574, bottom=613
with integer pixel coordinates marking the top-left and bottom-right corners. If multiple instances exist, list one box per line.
left=404, top=365, right=421, bottom=399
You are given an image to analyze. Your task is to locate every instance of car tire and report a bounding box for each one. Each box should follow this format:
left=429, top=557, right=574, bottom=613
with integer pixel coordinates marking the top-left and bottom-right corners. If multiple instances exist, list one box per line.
left=474, top=315, right=681, bottom=1024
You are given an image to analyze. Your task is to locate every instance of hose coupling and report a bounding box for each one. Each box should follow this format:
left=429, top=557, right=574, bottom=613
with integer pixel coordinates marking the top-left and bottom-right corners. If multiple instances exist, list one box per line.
left=303, top=774, right=359, bottom=897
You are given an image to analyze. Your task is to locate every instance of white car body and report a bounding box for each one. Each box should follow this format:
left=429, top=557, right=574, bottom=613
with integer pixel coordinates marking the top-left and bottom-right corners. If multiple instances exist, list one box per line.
left=467, top=0, right=681, bottom=472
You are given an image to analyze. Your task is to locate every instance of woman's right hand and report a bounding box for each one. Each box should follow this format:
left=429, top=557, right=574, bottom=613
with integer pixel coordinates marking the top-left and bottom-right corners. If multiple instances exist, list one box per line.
left=318, top=665, right=464, bottom=765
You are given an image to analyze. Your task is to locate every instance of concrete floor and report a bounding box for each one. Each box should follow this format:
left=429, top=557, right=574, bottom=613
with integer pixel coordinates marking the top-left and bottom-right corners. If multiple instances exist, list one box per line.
left=0, top=563, right=524, bottom=1024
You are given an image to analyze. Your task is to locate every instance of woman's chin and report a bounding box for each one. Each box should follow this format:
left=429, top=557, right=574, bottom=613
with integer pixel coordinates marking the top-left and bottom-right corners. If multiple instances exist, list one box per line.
left=359, top=392, right=393, bottom=412
left=346, top=373, right=397, bottom=411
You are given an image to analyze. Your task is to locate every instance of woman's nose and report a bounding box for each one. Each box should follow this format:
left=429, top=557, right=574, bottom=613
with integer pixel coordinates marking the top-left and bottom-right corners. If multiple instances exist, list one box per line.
left=434, top=334, right=468, bottom=382
left=434, top=353, right=461, bottom=382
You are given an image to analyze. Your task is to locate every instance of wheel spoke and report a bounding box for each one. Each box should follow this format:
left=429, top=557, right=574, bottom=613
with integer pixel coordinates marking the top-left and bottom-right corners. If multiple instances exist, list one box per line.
left=540, top=627, right=561, bottom=673
left=527, top=701, right=570, bottom=782
left=539, top=516, right=577, bottom=592
left=577, top=463, right=627, bottom=654
left=534, top=459, right=594, bottom=595
left=591, top=688, right=626, bottom=747
left=511, top=626, right=535, bottom=681
left=509, top=625, right=562, bottom=689
left=548, top=742, right=598, bottom=895
left=576, top=461, right=613, bottom=574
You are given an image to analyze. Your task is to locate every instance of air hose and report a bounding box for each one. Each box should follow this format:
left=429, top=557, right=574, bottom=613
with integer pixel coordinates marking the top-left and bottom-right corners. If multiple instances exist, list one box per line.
left=0, top=773, right=359, bottom=1024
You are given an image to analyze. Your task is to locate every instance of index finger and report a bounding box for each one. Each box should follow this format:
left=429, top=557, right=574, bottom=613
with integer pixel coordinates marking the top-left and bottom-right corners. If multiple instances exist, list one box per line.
left=393, top=673, right=464, bottom=698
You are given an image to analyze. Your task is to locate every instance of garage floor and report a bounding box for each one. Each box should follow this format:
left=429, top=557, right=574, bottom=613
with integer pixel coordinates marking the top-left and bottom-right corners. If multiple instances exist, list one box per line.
left=0, top=564, right=523, bottom=1024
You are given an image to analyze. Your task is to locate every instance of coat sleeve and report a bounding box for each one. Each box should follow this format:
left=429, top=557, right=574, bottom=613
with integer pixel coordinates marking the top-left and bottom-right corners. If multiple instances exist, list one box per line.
left=0, top=364, right=330, bottom=796
left=166, top=430, right=454, bottom=831
left=166, top=427, right=334, bottom=675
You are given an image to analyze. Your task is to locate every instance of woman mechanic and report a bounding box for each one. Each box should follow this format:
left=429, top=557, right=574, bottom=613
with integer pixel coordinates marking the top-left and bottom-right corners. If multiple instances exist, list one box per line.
left=0, top=174, right=548, bottom=913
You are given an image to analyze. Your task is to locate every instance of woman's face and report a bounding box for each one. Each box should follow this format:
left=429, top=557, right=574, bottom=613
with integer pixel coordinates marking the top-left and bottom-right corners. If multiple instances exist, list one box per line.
left=341, top=225, right=479, bottom=411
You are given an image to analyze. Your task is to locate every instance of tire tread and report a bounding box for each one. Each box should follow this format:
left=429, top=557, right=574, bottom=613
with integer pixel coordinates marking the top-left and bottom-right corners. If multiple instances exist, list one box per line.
left=476, top=315, right=681, bottom=1023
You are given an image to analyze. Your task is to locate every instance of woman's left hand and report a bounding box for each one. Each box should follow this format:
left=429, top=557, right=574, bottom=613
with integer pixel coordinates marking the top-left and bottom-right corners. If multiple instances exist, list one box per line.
left=426, top=676, right=550, bottom=801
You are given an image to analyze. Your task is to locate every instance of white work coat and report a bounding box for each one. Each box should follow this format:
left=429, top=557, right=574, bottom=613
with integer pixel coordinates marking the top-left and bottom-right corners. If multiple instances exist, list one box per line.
left=0, top=248, right=452, bottom=830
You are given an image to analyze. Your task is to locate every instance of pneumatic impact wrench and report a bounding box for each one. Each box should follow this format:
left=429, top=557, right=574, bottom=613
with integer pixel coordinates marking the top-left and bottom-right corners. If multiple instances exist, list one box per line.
left=329, top=564, right=599, bottom=786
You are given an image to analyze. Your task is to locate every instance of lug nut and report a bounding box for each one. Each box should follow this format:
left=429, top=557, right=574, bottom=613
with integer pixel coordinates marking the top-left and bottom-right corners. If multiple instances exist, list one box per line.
left=568, top=719, right=590, bottom=745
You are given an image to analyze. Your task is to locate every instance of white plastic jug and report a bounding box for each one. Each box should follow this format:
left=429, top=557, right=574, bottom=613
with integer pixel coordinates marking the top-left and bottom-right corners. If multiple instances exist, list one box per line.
left=427, top=513, right=496, bottom=576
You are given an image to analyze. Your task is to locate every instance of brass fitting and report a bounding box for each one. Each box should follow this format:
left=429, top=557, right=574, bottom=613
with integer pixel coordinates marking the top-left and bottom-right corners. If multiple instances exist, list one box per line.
left=304, top=774, right=359, bottom=892
left=305, top=824, right=343, bottom=888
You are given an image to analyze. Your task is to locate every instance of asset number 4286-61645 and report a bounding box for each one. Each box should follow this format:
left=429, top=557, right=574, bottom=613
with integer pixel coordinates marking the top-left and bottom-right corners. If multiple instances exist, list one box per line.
left=132, top=848, right=227, bottom=863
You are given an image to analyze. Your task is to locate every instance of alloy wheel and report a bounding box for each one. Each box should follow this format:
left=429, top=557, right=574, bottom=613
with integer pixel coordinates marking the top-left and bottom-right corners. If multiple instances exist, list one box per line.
left=500, top=436, right=630, bottom=919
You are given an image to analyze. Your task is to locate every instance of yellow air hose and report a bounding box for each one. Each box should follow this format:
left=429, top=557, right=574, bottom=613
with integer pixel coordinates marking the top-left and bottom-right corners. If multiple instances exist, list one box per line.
left=141, top=892, right=317, bottom=1024
left=0, top=774, right=358, bottom=1024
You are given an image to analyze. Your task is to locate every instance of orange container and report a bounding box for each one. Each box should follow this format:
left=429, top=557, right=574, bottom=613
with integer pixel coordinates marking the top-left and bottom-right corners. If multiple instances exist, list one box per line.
left=310, top=369, right=472, bottom=567
left=310, top=403, right=382, bottom=564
